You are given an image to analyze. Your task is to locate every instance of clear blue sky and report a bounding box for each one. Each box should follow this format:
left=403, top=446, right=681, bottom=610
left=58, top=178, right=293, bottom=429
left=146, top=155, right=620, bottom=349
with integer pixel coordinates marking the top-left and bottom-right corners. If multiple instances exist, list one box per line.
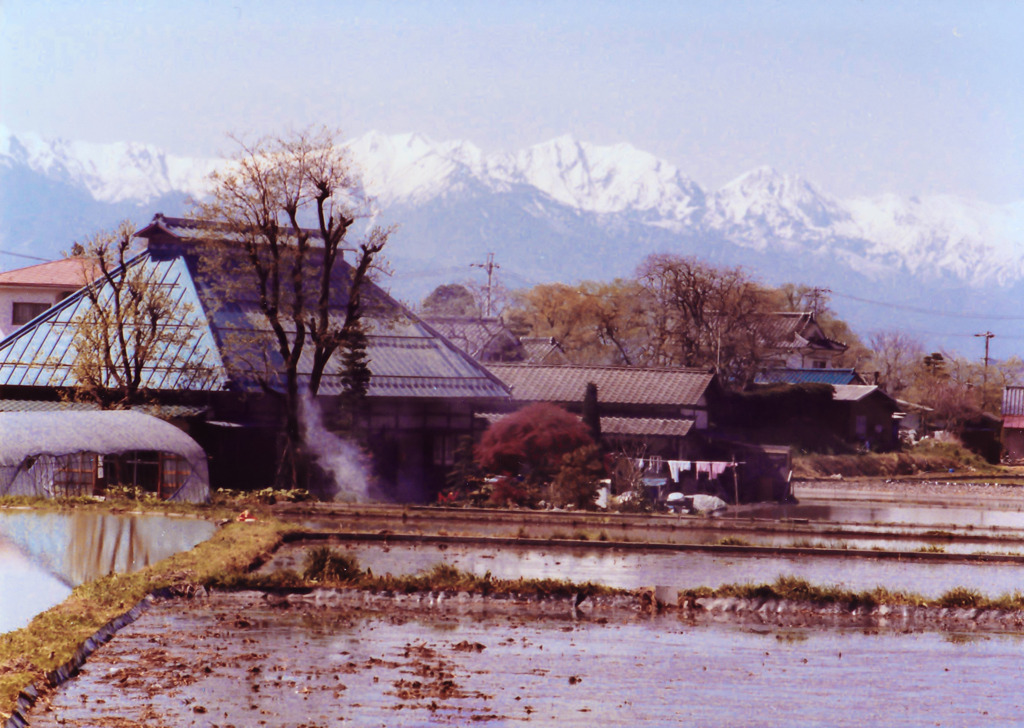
left=2, top=0, right=1022, bottom=201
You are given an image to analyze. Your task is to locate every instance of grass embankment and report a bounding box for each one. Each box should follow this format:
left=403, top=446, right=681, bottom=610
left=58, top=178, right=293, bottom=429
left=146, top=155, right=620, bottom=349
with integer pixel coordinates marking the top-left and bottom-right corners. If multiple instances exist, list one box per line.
left=794, top=440, right=998, bottom=479
left=0, top=517, right=290, bottom=720
left=214, top=546, right=1024, bottom=615
left=210, top=545, right=616, bottom=601
left=681, top=575, right=1024, bottom=612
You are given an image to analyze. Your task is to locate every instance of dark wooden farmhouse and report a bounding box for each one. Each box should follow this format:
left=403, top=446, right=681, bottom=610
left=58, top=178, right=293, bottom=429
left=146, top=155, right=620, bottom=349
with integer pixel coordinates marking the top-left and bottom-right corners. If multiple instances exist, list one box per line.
left=829, top=384, right=902, bottom=451
left=483, top=363, right=792, bottom=502
left=0, top=214, right=510, bottom=501
left=485, top=363, right=718, bottom=461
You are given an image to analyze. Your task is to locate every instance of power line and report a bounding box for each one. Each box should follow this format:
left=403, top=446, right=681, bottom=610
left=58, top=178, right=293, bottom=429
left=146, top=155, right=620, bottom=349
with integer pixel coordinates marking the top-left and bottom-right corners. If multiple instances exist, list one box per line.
left=831, top=289, right=1024, bottom=321
left=0, top=249, right=54, bottom=263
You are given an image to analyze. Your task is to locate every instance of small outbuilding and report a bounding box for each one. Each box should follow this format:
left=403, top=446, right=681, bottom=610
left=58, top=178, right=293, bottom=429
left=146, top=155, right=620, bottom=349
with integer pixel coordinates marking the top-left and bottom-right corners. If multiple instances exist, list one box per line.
left=0, top=411, right=210, bottom=502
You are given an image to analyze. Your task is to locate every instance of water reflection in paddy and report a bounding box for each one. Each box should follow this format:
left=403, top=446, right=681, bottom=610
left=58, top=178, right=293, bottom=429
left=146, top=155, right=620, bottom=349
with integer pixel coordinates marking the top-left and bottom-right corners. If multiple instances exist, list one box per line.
left=744, top=501, right=1024, bottom=530
left=0, top=510, right=215, bottom=633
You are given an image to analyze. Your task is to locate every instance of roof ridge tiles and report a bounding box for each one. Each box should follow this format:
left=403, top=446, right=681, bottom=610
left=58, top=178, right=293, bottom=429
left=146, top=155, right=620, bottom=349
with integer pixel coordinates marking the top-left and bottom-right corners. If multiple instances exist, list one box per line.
left=487, top=363, right=714, bottom=374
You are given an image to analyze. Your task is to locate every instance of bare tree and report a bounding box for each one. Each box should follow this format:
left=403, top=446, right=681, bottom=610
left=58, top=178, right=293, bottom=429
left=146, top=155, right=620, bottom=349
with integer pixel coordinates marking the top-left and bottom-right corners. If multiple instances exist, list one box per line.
left=194, top=128, right=391, bottom=488
left=867, top=330, right=925, bottom=397
left=67, top=221, right=214, bottom=409
left=637, top=253, right=774, bottom=386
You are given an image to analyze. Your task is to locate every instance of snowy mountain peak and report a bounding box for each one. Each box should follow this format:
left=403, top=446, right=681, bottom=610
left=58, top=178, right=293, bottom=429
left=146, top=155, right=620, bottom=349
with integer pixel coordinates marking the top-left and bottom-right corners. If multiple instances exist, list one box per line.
left=709, top=165, right=848, bottom=246
left=0, top=127, right=217, bottom=204
left=3, top=127, right=1024, bottom=290
left=496, top=135, right=705, bottom=217
left=346, top=131, right=487, bottom=205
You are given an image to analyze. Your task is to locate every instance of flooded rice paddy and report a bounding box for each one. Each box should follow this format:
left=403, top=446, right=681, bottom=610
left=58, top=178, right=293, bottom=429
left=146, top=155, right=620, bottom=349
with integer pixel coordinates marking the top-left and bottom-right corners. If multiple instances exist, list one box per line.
left=24, top=591, right=1024, bottom=727
left=266, top=539, right=1024, bottom=600
left=16, top=490, right=1024, bottom=726
left=743, top=500, right=1024, bottom=530
left=0, top=510, right=215, bottom=633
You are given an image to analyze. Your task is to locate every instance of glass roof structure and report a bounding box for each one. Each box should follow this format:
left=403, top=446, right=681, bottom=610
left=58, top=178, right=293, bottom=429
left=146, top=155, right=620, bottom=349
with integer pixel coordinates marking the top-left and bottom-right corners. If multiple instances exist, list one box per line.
left=0, top=217, right=511, bottom=401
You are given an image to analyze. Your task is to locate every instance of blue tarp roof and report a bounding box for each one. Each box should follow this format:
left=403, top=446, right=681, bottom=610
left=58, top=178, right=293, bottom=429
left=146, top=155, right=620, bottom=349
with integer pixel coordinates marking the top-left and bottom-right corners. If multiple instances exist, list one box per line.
left=754, top=368, right=864, bottom=386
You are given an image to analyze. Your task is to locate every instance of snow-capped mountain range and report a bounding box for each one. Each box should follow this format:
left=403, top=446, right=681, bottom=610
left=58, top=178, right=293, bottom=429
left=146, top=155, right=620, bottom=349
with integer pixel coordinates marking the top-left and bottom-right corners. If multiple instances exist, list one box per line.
left=2, top=125, right=1023, bottom=350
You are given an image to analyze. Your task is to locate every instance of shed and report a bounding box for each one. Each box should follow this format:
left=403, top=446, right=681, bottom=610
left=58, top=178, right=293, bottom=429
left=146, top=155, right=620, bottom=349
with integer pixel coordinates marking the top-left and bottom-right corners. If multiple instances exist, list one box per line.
left=0, top=411, right=210, bottom=502
left=831, top=384, right=901, bottom=451
left=1003, top=386, right=1024, bottom=461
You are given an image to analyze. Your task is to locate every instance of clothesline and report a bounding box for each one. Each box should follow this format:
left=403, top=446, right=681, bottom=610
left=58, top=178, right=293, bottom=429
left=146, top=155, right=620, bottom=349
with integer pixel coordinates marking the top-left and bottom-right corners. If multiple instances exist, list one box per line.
left=635, top=458, right=739, bottom=483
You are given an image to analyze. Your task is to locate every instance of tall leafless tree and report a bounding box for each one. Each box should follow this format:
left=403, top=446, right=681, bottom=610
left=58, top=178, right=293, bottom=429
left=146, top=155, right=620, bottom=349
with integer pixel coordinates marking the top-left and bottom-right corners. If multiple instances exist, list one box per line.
left=195, top=128, right=391, bottom=489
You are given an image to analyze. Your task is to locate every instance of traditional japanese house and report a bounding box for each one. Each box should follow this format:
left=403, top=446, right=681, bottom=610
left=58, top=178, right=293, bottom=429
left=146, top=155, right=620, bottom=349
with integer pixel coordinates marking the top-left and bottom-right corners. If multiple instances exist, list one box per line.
left=485, top=363, right=718, bottom=461
left=760, top=311, right=848, bottom=370
left=0, top=214, right=510, bottom=501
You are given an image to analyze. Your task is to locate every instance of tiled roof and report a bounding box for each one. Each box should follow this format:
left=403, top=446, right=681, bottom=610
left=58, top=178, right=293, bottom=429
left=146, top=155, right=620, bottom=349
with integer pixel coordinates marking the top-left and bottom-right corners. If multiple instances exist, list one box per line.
left=0, top=215, right=512, bottom=402
left=758, top=312, right=847, bottom=352
left=475, top=411, right=693, bottom=438
left=755, top=368, right=865, bottom=385
left=0, top=257, right=100, bottom=288
left=832, top=384, right=900, bottom=407
left=599, top=416, right=694, bottom=437
left=185, top=255, right=510, bottom=400
left=519, top=337, right=568, bottom=365
left=486, top=364, right=714, bottom=407
left=0, top=237, right=510, bottom=401
left=420, top=316, right=523, bottom=362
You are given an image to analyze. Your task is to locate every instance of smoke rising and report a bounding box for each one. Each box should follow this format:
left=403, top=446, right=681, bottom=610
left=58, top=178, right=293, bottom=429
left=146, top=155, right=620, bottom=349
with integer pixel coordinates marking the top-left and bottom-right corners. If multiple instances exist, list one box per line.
left=299, top=392, right=374, bottom=501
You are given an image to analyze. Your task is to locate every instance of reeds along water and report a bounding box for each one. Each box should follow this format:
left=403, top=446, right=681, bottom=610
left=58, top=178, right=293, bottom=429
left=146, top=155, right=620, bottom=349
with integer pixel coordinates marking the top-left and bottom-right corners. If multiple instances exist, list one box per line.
left=299, top=391, right=373, bottom=502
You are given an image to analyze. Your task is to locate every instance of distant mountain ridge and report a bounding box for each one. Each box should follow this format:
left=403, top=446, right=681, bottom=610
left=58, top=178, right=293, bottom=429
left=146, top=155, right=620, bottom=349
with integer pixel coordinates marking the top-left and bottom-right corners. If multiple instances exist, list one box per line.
left=2, top=126, right=1023, bottom=352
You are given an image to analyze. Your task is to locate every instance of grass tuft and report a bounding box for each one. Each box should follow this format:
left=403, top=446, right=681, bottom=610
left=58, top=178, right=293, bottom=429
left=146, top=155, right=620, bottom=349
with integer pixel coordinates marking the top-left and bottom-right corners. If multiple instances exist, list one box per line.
left=302, top=546, right=361, bottom=583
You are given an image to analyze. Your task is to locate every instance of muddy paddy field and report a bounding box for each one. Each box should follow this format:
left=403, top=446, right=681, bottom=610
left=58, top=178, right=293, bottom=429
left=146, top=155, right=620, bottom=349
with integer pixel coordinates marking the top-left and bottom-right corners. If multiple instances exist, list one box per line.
left=23, top=589, right=1024, bottom=727
left=14, top=477, right=1024, bottom=726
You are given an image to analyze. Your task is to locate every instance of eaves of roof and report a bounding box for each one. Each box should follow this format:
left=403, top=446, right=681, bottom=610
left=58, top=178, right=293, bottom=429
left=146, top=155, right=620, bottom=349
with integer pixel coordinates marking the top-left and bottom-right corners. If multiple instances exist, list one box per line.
left=486, top=364, right=714, bottom=407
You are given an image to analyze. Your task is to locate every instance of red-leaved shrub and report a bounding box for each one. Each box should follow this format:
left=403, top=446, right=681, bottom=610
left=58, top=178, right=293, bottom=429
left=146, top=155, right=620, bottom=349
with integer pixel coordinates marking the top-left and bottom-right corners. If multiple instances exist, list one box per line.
left=477, top=403, right=594, bottom=485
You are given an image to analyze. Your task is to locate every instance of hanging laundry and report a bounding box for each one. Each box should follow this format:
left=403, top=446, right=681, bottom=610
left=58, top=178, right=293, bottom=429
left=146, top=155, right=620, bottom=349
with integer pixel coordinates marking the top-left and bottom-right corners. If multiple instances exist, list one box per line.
left=709, top=462, right=728, bottom=478
left=666, top=460, right=692, bottom=483
left=695, top=462, right=710, bottom=476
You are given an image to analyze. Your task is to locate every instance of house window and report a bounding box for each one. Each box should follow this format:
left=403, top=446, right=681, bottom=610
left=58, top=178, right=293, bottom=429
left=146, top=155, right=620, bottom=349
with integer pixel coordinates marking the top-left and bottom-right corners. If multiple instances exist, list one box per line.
left=12, top=301, right=51, bottom=326
left=811, top=360, right=827, bottom=369
left=433, top=434, right=457, bottom=466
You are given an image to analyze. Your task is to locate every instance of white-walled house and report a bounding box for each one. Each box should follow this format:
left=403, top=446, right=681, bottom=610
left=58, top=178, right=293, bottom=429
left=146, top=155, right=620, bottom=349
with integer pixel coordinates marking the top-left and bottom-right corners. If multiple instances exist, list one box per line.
left=761, top=312, right=848, bottom=370
left=0, top=258, right=98, bottom=338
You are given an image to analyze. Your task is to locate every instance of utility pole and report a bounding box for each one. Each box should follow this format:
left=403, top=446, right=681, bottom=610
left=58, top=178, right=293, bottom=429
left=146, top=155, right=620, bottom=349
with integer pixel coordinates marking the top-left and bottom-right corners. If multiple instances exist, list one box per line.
left=975, top=331, right=995, bottom=410
left=808, top=287, right=831, bottom=316
left=470, top=253, right=500, bottom=317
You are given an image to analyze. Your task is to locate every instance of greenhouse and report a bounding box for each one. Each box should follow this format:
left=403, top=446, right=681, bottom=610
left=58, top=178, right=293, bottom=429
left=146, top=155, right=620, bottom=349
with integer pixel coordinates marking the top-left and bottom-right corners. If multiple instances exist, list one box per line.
left=0, top=411, right=210, bottom=502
